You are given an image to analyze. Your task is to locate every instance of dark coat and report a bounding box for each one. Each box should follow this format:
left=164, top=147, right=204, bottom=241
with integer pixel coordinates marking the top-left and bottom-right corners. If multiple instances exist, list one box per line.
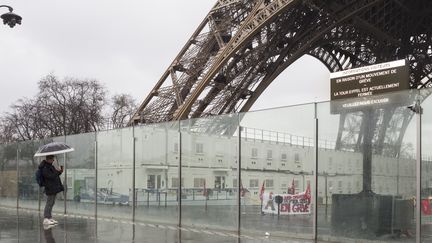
left=39, top=160, right=64, bottom=195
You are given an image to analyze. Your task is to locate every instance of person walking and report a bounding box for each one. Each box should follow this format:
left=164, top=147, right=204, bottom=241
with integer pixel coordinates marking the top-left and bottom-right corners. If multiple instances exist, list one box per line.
left=39, top=155, right=64, bottom=225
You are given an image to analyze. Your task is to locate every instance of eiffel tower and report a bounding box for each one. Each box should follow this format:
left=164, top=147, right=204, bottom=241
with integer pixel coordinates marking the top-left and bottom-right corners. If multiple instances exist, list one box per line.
left=130, top=0, right=432, bottom=155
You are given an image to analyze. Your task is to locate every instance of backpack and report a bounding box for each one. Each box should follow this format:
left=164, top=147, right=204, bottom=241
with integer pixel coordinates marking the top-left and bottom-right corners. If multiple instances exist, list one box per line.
left=35, top=167, right=45, bottom=187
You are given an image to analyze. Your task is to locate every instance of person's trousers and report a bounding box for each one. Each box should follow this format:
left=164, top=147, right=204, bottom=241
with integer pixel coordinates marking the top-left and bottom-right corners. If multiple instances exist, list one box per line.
left=44, top=194, right=56, bottom=219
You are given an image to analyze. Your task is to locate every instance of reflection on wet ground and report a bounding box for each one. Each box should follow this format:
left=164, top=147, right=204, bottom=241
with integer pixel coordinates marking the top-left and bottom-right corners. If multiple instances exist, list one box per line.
left=0, top=207, right=312, bottom=243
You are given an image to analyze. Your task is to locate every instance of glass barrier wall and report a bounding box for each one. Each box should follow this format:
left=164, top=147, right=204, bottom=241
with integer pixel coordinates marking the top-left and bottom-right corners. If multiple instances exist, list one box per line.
left=316, top=101, right=363, bottom=240
left=3, top=87, right=432, bottom=242
left=97, top=127, right=134, bottom=220
left=65, top=132, right=96, bottom=216
left=317, top=90, right=418, bottom=242
left=239, top=104, right=316, bottom=239
left=17, top=139, right=48, bottom=210
left=0, top=141, right=19, bottom=241
left=134, top=121, right=179, bottom=225
left=0, top=143, right=18, bottom=208
left=180, top=114, right=239, bottom=232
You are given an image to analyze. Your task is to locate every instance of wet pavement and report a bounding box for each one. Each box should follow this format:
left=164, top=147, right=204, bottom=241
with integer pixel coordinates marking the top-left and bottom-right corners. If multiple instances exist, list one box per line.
left=0, top=207, right=313, bottom=243
left=1, top=204, right=429, bottom=242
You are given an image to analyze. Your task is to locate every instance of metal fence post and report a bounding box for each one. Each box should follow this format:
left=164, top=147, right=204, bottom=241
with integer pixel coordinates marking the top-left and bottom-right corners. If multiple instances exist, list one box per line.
left=94, top=132, right=98, bottom=238
left=313, top=103, right=319, bottom=241
left=132, top=125, right=136, bottom=222
left=16, top=145, right=19, bottom=209
left=178, top=121, right=182, bottom=228
left=415, top=100, right=422, bottom=243
left=63, top=136, right=67, bottom=215
left=237, top=124, right=242, bottom=236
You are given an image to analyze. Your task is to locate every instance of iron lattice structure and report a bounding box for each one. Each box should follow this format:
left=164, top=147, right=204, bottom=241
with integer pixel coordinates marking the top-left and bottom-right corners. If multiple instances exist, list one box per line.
left=131, top=0, right=432, bottom=155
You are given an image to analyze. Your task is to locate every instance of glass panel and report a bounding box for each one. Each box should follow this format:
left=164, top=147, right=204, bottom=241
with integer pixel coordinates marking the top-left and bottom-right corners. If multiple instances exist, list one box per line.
left=96, top=127, right=133, bottom=219
left=134, top=121, right=179, bottom=225
left=240, top=104, right=315, bottom=239
left=65, top=132, right=96, bottom=216
left=0, top=143, right=18, bottom=207
left=17, top=139, right=49, bottom=210
left=180, top=114, right=239, bottom=232
left=420, top=87, right=432, bottom=242
left=317, top=89, right=417, bottom=242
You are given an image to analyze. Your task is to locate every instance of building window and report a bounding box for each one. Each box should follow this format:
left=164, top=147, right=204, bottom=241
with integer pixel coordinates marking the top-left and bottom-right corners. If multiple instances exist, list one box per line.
left=281, top=153, right=287, bottom=161
left=251, top=148, right=258, bottom=158
left=195, top=143, right=204, bottom=154
left=328, top=157, right=333, bottom=171
left=328, top=181, right=333, bottom=193
left=67, top=177, right=72, bottom=189
left=265, top=179, right=274, bottom=188
left=294, top=153, right=300, bottom=163
left=293, top=180, right=299, bottom=192
left=173, top=143, right=179, bottom=153
left=267, top=150, right=273, bottom=160
left=194, top=178, right=205, bottom=188
left=147, top=175, right=156, bottom=189
left=338, top=161, right=343, bottom=172
left=250, top=179, right=259, bottom=188
left=171, top=177, right=184, bottom=187
left=347, top=159, right=352, bottom=172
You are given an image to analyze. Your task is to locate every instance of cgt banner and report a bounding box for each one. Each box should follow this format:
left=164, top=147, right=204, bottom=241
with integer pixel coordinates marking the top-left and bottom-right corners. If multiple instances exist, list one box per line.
left=261, top=190, right=311, bottom=215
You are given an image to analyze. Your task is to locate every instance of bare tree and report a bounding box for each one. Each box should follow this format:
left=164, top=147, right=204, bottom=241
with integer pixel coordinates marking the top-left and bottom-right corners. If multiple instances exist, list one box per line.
left=1, top=98, right=48, bottom=141
left=0, top=74, right=142, bottom=142
left=0, top=74, right=107, bottom=141
left=0, top=117, right=17, bottom=143
left=109, top=94, right=137, bottom=128
left=36, top=74, right=107, bottom=135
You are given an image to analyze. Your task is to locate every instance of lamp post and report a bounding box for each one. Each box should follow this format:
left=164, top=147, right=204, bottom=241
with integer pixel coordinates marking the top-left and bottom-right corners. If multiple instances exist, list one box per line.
left=0, top=5, right=22, bottom=28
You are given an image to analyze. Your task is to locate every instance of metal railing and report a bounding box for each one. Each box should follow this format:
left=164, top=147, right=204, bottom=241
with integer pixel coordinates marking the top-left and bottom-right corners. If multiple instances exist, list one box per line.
left=242, top=127, right=336, bottom=150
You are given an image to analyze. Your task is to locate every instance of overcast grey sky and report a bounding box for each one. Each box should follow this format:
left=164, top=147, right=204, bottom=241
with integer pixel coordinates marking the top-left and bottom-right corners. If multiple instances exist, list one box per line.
left=1, top=1, right=428, bottom=153
left=0, top=0, right=330, bottom=115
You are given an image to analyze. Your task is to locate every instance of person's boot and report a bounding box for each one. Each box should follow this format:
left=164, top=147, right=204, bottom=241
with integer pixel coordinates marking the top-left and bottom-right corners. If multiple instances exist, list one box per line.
left=49, top=218, right=58, bottom=224
left=43, top=218, right=56, bottom=225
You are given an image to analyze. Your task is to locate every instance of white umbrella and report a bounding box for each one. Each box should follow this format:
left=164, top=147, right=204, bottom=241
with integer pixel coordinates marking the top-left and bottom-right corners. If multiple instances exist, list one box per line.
left=34, top=142, right=74, bottom=157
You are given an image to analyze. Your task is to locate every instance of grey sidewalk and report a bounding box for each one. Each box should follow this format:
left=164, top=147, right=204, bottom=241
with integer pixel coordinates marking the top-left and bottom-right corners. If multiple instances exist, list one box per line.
left=0, top=207, right=313, bottom=243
